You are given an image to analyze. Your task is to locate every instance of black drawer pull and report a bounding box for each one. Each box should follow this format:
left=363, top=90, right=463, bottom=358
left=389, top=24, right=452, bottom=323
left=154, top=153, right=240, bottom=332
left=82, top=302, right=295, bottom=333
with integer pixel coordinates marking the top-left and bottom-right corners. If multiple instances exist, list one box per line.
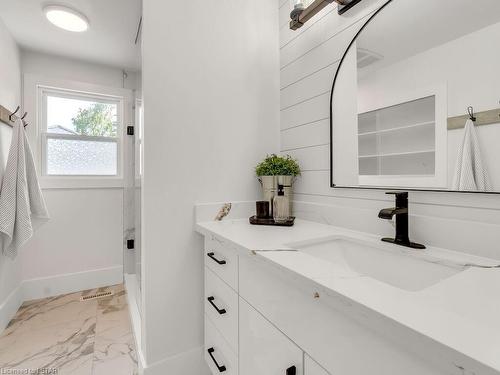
left=207, top=296, right=227, bottom=315
left=286, top=366, right=296, bottom=375
left=208, top=347, right=226, bottom=372
left=207, top=252, right=226, bottom=265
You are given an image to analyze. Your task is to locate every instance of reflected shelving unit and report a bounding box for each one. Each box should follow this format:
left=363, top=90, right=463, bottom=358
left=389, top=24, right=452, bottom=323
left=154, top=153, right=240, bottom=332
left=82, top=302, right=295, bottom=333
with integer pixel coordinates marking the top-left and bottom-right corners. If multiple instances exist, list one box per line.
left=358, top=95, right=437, bottom=182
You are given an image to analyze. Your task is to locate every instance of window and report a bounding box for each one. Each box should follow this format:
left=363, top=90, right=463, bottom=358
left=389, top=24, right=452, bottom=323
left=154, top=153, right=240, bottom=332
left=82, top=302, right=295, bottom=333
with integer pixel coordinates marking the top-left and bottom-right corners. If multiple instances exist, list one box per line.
left=40, top=88, right=123, bottom=177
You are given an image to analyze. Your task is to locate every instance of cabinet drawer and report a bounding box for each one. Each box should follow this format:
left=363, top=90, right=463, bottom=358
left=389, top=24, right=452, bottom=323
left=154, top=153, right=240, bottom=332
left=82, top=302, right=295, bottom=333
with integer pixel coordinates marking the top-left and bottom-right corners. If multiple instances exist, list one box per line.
left=205, top=313, right=238, bottom=375
left=205, top=236, right=238, bottom=290
left=205, top=266, right=238, bottom=352
left=239, top=298, right=303, bottom=375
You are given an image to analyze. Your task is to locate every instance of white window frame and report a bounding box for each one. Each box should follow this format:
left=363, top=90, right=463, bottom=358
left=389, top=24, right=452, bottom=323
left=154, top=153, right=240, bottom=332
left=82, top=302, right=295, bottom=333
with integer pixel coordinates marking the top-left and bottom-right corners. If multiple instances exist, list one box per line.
left=25, top=74, right=132, bottom=189
left=40, top=88, right=123, bottom=179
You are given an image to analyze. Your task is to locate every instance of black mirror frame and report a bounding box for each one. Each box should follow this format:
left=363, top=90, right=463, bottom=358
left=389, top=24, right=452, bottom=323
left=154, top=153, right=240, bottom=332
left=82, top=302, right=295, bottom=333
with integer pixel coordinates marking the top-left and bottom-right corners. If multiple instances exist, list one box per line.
left=329, top=0, right=500, bottom=195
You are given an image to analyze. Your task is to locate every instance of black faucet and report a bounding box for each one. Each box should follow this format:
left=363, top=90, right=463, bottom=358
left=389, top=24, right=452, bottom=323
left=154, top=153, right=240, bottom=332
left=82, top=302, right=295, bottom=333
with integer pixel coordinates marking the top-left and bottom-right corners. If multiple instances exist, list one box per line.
left=378, top=192, right=425, bottom=249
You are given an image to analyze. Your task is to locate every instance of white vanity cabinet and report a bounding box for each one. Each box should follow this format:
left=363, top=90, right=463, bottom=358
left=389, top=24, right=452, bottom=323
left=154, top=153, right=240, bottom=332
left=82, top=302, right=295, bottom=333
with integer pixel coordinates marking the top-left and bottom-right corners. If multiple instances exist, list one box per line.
left=203, top=234, right=327, bottom=375
left=204, top=235, right=239, bottom=374
left=239, top=298, right=303, bottom=375
left=202, top=233, right=452, bottom=375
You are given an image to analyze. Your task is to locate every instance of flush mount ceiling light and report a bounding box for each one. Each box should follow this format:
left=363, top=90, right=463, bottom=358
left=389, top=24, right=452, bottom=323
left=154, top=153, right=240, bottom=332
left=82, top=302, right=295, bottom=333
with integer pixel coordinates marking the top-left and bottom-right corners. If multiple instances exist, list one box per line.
left=44, top=5, right=89, bottom=32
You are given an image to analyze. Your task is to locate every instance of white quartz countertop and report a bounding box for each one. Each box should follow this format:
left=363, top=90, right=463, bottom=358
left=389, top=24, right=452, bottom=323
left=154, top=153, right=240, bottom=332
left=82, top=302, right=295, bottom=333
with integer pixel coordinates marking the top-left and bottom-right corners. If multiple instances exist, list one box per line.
left=196, top=218, right=500, bottom=374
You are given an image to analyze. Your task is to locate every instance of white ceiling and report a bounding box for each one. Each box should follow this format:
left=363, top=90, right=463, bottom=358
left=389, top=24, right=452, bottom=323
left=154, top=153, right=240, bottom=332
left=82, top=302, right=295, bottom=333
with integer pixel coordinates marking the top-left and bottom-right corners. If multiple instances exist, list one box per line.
left=0, top=0, right=142, bottom=70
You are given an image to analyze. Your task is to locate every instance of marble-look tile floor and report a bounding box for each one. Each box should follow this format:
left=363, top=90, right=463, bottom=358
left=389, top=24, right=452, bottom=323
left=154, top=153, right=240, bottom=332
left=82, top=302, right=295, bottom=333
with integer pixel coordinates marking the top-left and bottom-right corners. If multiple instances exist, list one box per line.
left=0, top=284, right=137, bottom=375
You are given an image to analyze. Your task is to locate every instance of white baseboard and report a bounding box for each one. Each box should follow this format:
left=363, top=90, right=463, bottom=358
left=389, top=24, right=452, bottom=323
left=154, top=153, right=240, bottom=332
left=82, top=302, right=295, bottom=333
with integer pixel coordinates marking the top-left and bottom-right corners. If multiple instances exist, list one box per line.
left=22, top=265, right=123, bottom=301
left=0, top=285, right=23, bottom=333
left=142, top=346, right=210, bottom=375
left=0, top=265, right=123, bottom=334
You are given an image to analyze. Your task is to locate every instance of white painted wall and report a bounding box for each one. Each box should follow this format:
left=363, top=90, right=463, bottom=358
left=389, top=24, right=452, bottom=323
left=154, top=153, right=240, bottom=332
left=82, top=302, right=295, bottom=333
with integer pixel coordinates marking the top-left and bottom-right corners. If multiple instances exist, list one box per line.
left=142, top=0, right=279, bottom=372
left=0, top=17, right=22, bottom=330
left=19, top=189, right=124, bottom=291
left=279, top=0, right=500, bottom=261
left=21, top=50, right=138, bottom=90
left=0, top=24, right=21, bottom=111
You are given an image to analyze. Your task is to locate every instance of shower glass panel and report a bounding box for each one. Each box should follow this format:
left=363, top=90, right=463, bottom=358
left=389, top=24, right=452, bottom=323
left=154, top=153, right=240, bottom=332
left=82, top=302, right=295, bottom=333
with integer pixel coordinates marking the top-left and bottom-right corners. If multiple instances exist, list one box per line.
left=134, top=99, right=143, bottom=314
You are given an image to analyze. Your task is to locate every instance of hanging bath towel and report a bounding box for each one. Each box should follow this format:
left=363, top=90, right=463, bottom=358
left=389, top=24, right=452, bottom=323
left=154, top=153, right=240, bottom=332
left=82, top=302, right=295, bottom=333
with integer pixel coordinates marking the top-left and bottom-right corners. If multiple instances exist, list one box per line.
left=0, top=119, right=49, bottom=259
left=452, top=119, right=491, bottom=191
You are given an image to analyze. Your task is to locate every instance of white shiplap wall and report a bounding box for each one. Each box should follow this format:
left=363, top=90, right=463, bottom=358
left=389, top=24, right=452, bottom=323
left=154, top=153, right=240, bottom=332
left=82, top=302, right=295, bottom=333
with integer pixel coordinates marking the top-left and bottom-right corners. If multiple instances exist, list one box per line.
left=279, top=0, right=500, bottom=261
left=280, top=0, right=382, bottom=175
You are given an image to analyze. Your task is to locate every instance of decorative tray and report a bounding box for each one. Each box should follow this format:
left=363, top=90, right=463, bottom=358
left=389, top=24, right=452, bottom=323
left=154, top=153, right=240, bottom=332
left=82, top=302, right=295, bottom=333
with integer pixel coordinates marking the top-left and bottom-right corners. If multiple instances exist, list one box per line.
left=249, top=216, right=295, bottom=227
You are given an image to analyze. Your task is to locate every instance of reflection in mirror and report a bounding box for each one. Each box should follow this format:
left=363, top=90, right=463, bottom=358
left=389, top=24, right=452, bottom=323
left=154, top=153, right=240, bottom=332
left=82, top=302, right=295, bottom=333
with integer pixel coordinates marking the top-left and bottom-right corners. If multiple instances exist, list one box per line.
left=331, top=0, right=500, bottom=193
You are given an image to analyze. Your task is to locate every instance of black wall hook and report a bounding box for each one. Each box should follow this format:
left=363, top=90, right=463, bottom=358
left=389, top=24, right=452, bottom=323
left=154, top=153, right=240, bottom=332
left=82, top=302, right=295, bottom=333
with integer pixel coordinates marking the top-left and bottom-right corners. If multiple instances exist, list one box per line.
left=21, top=112, right=29, bottom=128
left=467, top=106, right=476, bottom=122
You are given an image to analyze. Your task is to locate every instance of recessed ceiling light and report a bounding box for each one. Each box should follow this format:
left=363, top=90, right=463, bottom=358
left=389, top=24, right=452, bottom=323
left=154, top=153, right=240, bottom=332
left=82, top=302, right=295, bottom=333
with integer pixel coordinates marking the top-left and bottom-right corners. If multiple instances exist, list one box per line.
left=43, top=5, right=89, bottom=32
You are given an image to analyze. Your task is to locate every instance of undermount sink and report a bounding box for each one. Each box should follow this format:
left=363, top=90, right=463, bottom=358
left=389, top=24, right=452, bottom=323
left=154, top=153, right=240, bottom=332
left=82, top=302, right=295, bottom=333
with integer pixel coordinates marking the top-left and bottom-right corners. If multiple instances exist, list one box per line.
left=288, top=236, right=466, bottom=292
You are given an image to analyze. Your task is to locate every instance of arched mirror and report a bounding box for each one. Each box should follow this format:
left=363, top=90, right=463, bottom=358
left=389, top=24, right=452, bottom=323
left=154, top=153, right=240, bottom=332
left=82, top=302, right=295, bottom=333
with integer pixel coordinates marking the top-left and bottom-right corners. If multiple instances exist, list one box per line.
left=330, top=0, right=500, bottom=193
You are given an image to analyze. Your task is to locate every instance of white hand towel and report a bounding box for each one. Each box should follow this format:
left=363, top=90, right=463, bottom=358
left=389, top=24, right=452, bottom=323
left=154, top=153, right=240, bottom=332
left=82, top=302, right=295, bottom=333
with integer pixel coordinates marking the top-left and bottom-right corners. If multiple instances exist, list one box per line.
left=0, top=119, right=49, bottom=259
left=452, top=119, right=491, bottom=191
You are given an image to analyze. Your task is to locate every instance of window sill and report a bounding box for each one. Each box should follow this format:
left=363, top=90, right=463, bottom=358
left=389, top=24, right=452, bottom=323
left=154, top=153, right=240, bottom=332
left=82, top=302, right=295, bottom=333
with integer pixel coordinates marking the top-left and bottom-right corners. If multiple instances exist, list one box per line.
left=39, top=177, right=125, bottom=190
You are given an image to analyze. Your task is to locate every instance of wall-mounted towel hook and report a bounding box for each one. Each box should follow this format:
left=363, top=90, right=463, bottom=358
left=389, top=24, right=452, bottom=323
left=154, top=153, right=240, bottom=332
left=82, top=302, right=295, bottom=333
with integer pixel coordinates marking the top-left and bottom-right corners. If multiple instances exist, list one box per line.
left=9, top=106, right=20, bottom=121
left=21, top=112, right=28, bottom=128
left=467, top=106, right=476, bottom=122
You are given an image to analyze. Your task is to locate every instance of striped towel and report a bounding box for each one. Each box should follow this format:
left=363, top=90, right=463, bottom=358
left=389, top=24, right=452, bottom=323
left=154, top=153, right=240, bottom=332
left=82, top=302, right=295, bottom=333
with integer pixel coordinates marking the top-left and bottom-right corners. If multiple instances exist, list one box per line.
left=0, top=119, right=49, bottom=259
left=452, top=119, right=491, bottom=191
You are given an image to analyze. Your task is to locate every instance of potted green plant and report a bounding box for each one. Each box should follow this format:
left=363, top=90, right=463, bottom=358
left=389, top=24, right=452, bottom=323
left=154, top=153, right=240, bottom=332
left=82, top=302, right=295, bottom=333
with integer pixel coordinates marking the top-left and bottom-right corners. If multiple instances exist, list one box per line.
left=255, top=154, right=301, bottom=216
